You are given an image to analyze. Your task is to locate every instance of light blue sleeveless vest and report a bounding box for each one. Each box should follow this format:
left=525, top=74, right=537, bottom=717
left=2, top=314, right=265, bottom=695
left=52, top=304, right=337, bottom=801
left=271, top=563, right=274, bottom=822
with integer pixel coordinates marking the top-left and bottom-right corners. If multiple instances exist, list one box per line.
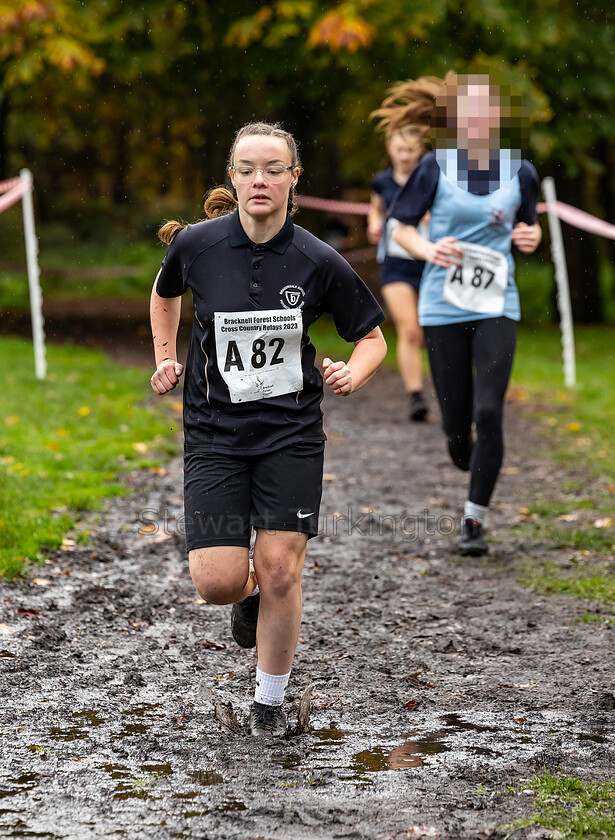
left=418, top=172, right=522, bottom=326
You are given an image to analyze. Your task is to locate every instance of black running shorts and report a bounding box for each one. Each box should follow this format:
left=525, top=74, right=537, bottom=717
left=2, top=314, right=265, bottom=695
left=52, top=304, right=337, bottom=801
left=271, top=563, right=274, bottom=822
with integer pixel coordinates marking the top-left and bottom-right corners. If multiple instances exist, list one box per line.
left=183, top=440, right=325, bottom=551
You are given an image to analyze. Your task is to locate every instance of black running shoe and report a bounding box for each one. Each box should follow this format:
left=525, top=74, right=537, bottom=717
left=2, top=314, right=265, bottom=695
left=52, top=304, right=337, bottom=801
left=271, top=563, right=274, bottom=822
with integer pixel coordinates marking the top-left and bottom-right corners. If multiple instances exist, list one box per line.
left=230, top=591, right=259, bottom=648
left=249, top=701, right=287, bottom=737
left=447, top=433, right=474, bottom=471
left=410, top=391, right=428, bottom=422
left=459, top=517, right=488, bottom=556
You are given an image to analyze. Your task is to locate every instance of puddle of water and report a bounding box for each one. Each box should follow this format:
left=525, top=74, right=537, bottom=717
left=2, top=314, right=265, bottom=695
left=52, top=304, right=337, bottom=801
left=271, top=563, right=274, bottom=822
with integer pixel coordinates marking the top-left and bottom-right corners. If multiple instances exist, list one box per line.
left=0, top=773, right=39, bottom=799
left=141, top=762, right=172, bottom=776
left=73, top=710, right=105, bottom=727
left=103, top=763, right=131, bottom=780
left=117, top=723, right=150, bottom=738
left=440, top=713, right=496, bottom=734
left=578, top=733, right=606, bottom=744
left=270, top=750, right=303, bottom=770
left=173, top=770, right=223, bottom=802
left=110, top=764, right=171, bottom=800
left=121, top=704, right=160, bottom=717
left=188, top=769, right=224, bottom=787
left=49, top=726, right=88, bottom=742
left=184, top=797, right=246, bottom=818
left=1, top=820, right=62, bottom=839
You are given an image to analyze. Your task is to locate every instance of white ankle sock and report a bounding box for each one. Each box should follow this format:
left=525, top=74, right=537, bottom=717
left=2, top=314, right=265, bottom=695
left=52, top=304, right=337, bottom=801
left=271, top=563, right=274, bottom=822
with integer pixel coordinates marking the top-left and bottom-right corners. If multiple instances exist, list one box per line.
left=254, top=667, right=290, bottom=706
left=464, top=501, right=488, bottom=524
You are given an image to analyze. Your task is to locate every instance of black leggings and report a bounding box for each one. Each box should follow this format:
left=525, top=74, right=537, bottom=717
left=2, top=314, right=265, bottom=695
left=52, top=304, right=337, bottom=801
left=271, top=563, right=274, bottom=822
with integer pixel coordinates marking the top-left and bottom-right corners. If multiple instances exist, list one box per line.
left=423, top=317, right=517, bottom=508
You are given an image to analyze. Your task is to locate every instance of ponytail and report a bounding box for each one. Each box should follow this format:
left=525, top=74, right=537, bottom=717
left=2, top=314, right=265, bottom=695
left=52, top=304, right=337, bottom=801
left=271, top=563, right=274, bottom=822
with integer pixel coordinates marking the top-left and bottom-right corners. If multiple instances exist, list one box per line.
left=203, top=186, right=238, bottom=218
left=157, top=187, right=238, bottom=245
left=158, top=220, right=186, bottom=245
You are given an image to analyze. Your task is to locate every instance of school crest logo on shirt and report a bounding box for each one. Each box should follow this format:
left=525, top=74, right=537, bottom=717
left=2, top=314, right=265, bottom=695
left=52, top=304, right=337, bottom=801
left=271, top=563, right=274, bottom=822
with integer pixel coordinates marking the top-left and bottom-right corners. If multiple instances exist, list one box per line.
left=280, top=284, right=306, bottom=309
left=490, top=208, right=506, bottom=226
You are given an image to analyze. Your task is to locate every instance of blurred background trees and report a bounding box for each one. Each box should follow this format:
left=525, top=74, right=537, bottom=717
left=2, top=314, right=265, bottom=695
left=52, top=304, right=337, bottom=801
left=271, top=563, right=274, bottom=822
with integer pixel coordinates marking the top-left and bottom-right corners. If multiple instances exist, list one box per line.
left=1, top=0, right=614, bottom=321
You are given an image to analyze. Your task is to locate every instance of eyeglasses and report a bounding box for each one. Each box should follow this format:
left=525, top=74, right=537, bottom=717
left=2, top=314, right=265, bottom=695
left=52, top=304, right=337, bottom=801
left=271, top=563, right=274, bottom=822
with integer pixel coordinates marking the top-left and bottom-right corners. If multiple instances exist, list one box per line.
left=230, top=165, right=294, bottom=184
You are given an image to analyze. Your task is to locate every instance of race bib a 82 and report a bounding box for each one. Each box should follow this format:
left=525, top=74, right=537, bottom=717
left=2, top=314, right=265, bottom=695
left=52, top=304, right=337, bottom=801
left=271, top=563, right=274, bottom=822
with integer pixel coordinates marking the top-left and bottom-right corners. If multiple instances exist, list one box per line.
left=442, top=242, right=508, bottom=315
left=214, top=309, right=303, bottom=403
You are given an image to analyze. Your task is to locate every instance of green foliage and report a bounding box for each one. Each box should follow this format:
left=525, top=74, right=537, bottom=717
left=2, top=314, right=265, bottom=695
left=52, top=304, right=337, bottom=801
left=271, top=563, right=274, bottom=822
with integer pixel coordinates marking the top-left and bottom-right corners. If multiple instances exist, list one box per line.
left=506, top=770, right=615, bottom=839
left=3, top=0, right=615, bottom=319
left=0, top=338, right=177, bottom=578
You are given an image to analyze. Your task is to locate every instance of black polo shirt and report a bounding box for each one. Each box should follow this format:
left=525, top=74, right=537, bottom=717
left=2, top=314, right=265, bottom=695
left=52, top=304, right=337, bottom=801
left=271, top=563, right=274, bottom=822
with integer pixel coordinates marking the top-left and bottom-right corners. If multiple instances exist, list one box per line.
left=156, top=210, right=384, bottom=455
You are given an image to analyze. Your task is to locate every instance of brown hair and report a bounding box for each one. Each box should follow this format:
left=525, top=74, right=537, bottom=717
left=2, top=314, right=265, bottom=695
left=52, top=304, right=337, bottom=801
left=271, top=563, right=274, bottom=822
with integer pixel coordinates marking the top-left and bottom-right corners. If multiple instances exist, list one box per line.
left=158, top=121, right=301, bottom=245
left=370, top=74, right=454, bottom=143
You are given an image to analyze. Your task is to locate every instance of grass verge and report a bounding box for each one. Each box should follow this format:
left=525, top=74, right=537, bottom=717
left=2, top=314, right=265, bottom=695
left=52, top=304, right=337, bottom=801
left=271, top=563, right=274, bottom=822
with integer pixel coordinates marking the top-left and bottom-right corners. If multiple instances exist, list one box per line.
left=0, top=337, right=177, bottom=579
left=505, top=770, right=615, bottom=839
left=509, top=326, right=615, bottom=613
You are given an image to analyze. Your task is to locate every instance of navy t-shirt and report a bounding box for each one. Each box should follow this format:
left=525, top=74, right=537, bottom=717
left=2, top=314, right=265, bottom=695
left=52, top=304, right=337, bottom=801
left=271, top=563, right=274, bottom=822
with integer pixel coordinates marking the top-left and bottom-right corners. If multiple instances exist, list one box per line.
left=371, top=167, right=425, bottom=283
left=370, top=167, right=404, bottom=211
left=156, top=211, right=385, bottom=455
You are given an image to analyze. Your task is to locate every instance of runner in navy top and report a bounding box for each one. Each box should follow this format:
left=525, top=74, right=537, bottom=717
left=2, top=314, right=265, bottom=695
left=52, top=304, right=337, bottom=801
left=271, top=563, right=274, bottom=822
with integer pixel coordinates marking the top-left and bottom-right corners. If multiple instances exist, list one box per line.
left=367, top=121, right=429, bottom=421
left=389, top=73, right=542, bottom=556
left=150, top=122, right=386, bottom=736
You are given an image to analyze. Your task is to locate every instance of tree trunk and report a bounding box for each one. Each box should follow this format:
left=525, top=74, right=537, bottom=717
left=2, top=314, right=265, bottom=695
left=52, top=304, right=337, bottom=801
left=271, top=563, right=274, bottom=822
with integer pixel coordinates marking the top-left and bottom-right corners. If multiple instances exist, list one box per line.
left=0, top=89, right=9, bottom=181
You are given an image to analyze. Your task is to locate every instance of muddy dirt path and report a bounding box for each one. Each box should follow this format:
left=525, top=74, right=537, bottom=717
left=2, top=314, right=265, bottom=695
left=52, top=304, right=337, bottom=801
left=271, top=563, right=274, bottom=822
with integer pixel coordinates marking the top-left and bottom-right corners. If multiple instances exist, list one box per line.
left=1, top=367, right=613, bottom=840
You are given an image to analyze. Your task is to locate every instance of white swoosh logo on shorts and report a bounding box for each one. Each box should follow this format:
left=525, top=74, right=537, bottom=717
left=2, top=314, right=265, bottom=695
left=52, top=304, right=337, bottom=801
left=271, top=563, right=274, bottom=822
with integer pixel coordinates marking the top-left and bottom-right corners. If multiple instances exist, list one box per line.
left=296, top=510, right=314, bottom=519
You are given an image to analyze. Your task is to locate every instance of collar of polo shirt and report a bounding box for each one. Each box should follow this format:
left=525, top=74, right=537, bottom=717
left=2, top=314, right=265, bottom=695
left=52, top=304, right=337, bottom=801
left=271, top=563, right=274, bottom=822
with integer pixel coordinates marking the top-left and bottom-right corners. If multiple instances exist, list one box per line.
left=228, top=210, right=294, bottom=254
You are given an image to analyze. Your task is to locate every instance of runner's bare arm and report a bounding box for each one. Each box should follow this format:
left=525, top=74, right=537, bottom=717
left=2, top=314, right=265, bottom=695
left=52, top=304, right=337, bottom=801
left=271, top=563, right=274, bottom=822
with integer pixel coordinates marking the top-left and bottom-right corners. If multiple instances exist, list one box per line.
left=367, top=193, right=385, bottom=245
left=393, top=222, right=464, bottom=268
left=323, top=326, right=387, bottom=396
left=511, top=222, right=542, bottom=254
left=150, top=273, right=183, bottom=395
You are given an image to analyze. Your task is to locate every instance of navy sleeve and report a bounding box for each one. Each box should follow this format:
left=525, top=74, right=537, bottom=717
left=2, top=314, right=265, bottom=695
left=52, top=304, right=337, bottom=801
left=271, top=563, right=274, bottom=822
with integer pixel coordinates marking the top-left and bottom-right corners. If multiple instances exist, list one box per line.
left=156, top=227, right=189, bottom=298
left=389, top=153, right=439, bottom=226
left=516, top=161, right=540, bottom=224
left=370, top=169, right=389, bottom=195
left=321, top=249, right=385, bottom=342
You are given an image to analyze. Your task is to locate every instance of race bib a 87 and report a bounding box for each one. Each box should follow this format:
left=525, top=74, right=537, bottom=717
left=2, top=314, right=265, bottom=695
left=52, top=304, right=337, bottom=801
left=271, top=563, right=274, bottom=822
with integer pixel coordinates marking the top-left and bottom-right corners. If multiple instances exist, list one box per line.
left=442, top=242, right=508, bottom=315
left=214, top=309, right=303, bottom=403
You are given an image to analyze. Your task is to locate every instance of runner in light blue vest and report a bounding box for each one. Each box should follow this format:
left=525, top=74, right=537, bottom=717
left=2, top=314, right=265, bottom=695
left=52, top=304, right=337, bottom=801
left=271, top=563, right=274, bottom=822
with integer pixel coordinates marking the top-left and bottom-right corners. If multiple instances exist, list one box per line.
left=390, top=72, right=542, bottom=556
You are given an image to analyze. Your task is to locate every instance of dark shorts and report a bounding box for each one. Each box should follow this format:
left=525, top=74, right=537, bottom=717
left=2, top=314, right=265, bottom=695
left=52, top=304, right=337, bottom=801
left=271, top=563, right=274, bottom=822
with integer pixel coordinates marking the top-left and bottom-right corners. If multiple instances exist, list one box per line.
left=379, top=256, right=423, bottom=291
left=183, top=440, right=325, bottom=551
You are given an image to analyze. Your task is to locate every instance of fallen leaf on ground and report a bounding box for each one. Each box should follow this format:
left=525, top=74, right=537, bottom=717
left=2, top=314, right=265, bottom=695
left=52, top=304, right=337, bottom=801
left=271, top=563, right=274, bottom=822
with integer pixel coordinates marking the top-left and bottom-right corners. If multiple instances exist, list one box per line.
left=17, top=607, right=40, bottom=618
left=297, top=683, right=313, bottom=733
left=32, top=578, right=51, bottom=587
left=594, top=518, right=613, bottom=528
left=200, top=639, right=226, bottom=650
left=0, top=624, right=18, bottom=635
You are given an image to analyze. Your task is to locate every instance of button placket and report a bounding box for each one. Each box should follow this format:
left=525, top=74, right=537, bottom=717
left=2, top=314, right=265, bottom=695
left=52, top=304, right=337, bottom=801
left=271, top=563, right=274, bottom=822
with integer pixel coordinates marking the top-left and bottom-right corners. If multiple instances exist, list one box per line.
left=250, top=246, right=264, bottom=296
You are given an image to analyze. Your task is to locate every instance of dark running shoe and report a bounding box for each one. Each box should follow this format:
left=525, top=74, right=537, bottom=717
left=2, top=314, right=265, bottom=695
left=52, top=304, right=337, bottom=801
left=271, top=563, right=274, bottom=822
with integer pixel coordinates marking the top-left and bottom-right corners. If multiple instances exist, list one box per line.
left=249, top=701, right=287, bottom=737
left=447, top=433, right=474, bottom=471
left=230, top=591, right=259, bottom=648
left=459, top=517, right=488, bottom=557
left=410, top=391, right=428, bottom=422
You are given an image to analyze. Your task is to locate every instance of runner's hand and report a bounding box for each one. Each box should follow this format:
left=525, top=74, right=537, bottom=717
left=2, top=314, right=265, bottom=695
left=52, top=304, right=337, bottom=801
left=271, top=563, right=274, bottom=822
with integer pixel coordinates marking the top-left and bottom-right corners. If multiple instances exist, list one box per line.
left=512, top=222, right=541, bottom=254
left=367, top=221, right=383, bottom=244
left=323, top=358, right=353, bottom=396
left=426, top=236, right=464, bottom=268
left=151, top=360, right=183, bottom=394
